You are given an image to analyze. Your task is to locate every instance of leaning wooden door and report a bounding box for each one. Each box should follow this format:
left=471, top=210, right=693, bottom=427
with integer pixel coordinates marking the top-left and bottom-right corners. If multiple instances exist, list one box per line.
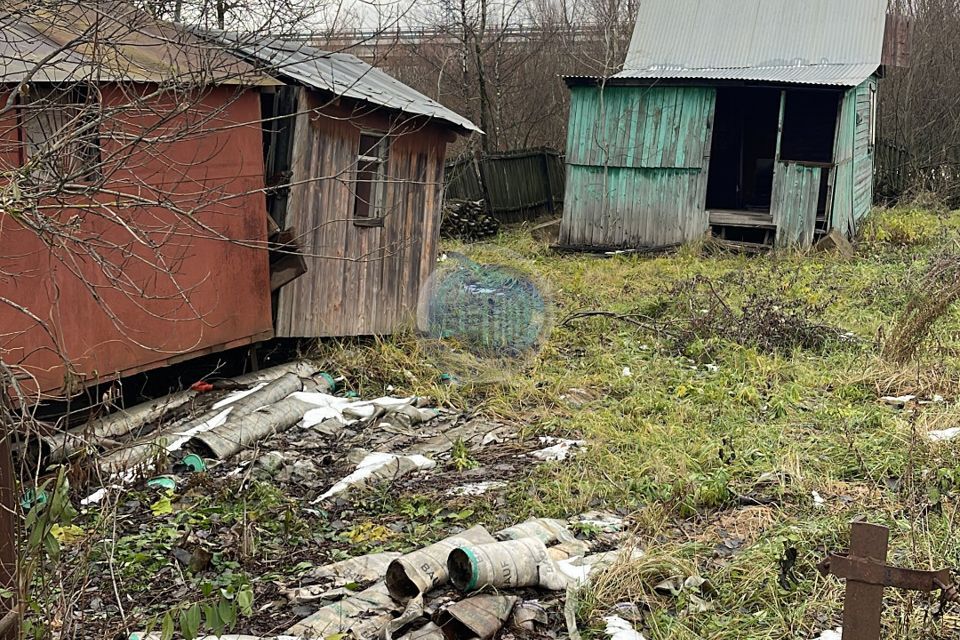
left=771, top=162, right=822, bottom=248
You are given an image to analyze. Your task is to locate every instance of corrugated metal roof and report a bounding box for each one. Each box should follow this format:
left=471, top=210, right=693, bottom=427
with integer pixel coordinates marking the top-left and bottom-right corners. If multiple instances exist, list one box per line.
left=618, top=0, right=887, bottom=87
left=214, top=34, right=481, bottom=134
left=0, top=2, right=275, bottom=85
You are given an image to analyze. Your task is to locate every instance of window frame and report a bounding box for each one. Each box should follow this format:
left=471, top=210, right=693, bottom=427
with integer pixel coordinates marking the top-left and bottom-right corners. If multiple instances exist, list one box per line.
left=352, top=130, right=390, bottom=228
left=868, top=83, right=878, bottom=154
left=21, top=84, right=102, bottom=185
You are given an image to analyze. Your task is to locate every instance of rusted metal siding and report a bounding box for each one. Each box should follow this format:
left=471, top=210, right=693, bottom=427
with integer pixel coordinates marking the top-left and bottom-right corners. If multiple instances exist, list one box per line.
left=772, top=162, right=821, bottom=248
left=274, top=91, right=447, bottom=337
left=559, top=85, right=715, bottom=249
left=0, top=86, right=274, bottom=399
left=831, top=77, right=876, bottom=237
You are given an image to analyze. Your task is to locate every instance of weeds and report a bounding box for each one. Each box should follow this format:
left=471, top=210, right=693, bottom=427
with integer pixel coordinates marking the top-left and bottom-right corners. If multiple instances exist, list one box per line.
left=884, top=254, right=960, bottom=364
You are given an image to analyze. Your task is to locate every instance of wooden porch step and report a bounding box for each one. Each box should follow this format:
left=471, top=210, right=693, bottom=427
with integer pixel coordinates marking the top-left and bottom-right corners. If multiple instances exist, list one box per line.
left=708, top=209, right=776, bottom=229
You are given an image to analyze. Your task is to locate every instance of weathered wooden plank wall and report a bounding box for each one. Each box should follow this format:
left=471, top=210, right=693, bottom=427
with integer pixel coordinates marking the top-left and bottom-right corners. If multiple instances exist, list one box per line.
left=852, top=79, right=876, bottom=222
left=772, top=162, right=821, bottom=248
left=832, top=76, right=877, bottom=237
left=559, top=85, right=716, bottom=249
left=274, top=92, right=448, bottom=337
left=445, top=148, right=565, bottom=222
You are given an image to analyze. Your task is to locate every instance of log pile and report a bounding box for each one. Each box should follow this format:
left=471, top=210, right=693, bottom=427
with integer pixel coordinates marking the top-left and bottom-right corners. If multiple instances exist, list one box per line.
left=441, top=200, right=499, bottom=241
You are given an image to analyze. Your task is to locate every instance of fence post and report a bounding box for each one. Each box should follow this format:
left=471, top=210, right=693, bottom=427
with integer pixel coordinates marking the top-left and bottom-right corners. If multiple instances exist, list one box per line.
left=542, top=150, right=555, bottom=215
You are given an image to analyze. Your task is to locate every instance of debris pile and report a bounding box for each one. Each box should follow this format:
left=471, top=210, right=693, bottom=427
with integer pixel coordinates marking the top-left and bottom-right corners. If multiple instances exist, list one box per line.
left=440, top=200, right=500, bottom=241
left=21, top=358, right=616, bottom=638
left=283, top=516, right=639, bottom=639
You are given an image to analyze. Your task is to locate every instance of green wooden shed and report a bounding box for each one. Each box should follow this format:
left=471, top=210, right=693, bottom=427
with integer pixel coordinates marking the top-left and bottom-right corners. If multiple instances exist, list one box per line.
left=559, top=0, right=908, bottom=250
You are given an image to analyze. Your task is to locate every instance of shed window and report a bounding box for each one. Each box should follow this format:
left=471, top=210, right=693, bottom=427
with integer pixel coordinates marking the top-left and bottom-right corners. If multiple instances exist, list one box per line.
left=22, top=85, right=101, bottom=183
left=353, top=132, right=389, bottom=227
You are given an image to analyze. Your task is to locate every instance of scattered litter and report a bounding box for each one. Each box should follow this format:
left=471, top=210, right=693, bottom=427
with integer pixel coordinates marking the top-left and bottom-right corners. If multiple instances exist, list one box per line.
left=286, top=582, right=398, bottom=638
left=511, top=600, right=548, bottom=631
left=622, top=367, right=633, bottom=377
left=313, top=451, right=436, bottom=502
left=880, top=394, right=915, bottom=408
left=180, top=453, right=206, bottom=472
left=20, top=488, right=48, bottom=510
left=435, top=594, right=518, bottom=640
left=812, top=491, right=826, bottom=506
left=929, top=427, right=960, bottom=442
left=704, top=363, right=719, bottom=372
left=528, top=437, right=587, bottom=461
left=146, top=476, right=177, bottom=491
left=603, top=615, right=646, bottom=640
left=572, top=511, right=625, bottom=533
left=446, top=481, right=507, bottom=496
left=815, top=628, right=843, bottom=640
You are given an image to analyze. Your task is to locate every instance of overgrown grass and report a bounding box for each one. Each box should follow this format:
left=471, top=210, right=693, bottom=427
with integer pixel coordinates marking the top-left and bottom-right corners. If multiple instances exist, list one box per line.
left=314, top=207, right=960, bottom=639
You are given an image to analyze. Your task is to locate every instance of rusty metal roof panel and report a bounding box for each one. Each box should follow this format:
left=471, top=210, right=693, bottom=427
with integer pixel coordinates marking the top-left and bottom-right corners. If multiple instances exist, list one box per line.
left=620, top=0, right=887, bottom=87
left=0, top=2, right=276, bottom=85
left=215, top=34, right=481, bottom=133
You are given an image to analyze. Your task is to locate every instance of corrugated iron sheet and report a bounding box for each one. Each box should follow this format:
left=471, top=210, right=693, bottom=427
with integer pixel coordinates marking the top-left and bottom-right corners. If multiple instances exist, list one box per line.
left=0, top=2, right=275, bottom=85
left=213, top=33, right=480, bottom=133
left=619, top=0, right=887, bottom=87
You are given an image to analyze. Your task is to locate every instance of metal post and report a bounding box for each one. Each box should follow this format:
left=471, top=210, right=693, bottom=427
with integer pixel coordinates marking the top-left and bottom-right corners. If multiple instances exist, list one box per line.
left=0, top=432, right=17, bottom=640
left=842, top=522, right=889, bottom=640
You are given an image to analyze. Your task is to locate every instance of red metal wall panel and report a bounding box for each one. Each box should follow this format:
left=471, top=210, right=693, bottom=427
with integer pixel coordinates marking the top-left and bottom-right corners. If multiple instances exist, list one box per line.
left=0, top=85, right=273, bottom=399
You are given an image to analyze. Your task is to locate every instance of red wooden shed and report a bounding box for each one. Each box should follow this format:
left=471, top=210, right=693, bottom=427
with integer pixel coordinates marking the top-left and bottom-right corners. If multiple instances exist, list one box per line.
left=0, top=2, right=278, bottom=400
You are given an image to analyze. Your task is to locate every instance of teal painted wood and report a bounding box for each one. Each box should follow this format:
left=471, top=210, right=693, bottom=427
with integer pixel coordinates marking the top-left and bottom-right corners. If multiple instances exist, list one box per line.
left=832, top=76, right=876, bottom=237
left=566, top=85, right=715, bottom=169
left=560, top=166, right=706, bottom=248
left=560, top=85, right=716, bottom=248
left=852, top=78, right=876, bottom=222
left=831, top=84, right=857, bottom=237
left=772, top=162, right=821, bottom=248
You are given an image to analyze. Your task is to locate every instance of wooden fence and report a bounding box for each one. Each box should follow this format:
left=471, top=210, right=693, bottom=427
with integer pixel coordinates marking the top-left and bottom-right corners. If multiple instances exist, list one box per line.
left=445, top=148, right=565, bottom=223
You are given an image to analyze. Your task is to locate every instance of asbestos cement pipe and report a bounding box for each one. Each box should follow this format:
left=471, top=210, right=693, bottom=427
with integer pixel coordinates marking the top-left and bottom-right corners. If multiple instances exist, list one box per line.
left=448, top=537, right=569, bottom=592
left=98, top=372, right=311, bottom=472
left=40, top=360, right=321, bottom=465
left=385, top=526, right=496, bottom=601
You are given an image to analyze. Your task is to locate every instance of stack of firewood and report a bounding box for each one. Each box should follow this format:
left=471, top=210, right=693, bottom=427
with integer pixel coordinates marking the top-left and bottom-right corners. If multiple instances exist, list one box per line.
left=441, top=199, right=500, bottom=241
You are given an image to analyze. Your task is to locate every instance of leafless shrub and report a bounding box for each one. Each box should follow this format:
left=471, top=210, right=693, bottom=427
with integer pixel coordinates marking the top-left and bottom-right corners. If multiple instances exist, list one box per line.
left=668, top=277, right=849, bottom=355
left=883, top=255, right=960, bottom=364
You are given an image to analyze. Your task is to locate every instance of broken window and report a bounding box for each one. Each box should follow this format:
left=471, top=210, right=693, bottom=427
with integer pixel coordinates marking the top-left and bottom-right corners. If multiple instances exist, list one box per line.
left=21, top=84, right=101, bottom=184
left=353, top=132, right=389, bottom=227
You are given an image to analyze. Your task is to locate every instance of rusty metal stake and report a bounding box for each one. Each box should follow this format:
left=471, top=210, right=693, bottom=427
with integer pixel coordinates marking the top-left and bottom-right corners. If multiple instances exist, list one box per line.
left=818, top=521, right=953, bottom=640
left=0, top=433, right=17, bottom=640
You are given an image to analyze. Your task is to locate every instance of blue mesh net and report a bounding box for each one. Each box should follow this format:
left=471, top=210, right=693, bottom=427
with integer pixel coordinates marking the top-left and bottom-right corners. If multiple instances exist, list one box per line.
left=420, top=252, right=548, bottom=358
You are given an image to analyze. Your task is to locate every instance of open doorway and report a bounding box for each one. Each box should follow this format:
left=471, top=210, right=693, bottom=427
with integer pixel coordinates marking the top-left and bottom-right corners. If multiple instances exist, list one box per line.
left=706, top=87, right=782, bottom=213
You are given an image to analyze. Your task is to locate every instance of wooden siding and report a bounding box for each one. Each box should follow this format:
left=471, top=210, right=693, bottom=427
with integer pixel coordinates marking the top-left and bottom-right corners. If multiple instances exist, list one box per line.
left=831, top=77, right=876, bottom=237
left=566, top=86, right=715, bottom=169
left=852, top=79, right=876, bottom=222
left=772, top=162, right=821, bottom=248
left=274, top=92, right=448, bottom=337
left=560, top=86, right=716, bottom=249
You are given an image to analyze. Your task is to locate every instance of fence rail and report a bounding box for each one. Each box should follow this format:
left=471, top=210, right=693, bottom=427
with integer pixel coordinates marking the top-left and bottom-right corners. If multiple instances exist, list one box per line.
left=445, top=148, right=565, bottom=223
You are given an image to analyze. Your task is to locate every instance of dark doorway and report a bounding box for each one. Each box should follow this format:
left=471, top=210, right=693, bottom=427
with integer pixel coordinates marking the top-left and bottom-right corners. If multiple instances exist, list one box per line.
left=706, top=87, right=782, bottom=212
